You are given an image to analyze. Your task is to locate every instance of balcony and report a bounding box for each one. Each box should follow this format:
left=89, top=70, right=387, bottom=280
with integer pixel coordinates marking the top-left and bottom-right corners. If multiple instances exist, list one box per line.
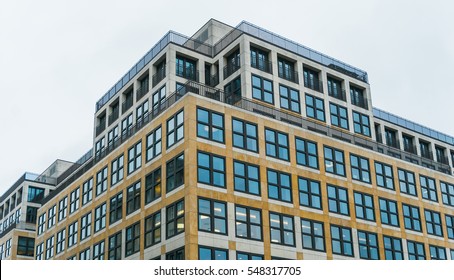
left=206, top=73, right=219, bottom=87
left=386, top=138, right=400, bottom=149
left=352, top=96, right=368, bottom=110
left=437, top=155, right=450, bottom=165
left=251, top=58, right=272, bottom=74
left=176, top=69, right=199, bottom=82
left=95, top=122, right=106, bottom=136
left=108, top=108, right=119, bottom=125
left=136, top=83, right=149, bottom=101
left=122, top=97, right=133, bottom=113
left=279, top=70, right=299, bottom=84
left=403, top=144, right=417, bottom=155
left=304, top=78, right=323, bottom=93
left=224, top=58, right=241, bottom=79
left=152, top=65, right=166, bottom=87
left=421, top=150, right=433, bottom=160
left=328, top=87, right=346, bottom=101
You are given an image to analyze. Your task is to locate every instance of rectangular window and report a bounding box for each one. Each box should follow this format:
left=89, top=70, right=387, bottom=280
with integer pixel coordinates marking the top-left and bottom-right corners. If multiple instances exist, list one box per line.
left=146, top=126, right=162, bottom=162
left=136, top=100, right=149, bottom=123
left=199, top=246, right=228, bottom=260
left=176, top=56, right=196, bottom=80
left=329, top=103, right=349, bottom=129
left=375, top=162, right=394, bottom=190
left=82, top=178, right=93, bottom=205
left=407, top=240, right=426, bottom=260
left=111, top=155, right=124, bottom=187
left=419, top=175, right=438, bottom=202
left=446, top=214, right=454, bottom=240
left=167, top=110, right=184, bottom=148
left=47, top=205, right=56, bottom=229
left=324, top=146, right=345, bottom=176
left=26, top=206, right=38, bottom=224
left=353, top=111, right=371, bottom=137
left=152, top=85, right=166, bottom=110
left=79, top=248, right=91, bottom=260
left=80, top=212, right=92, bottom=241
left=198, top=198, right=227, bottom=235
left=424, top=209, right=443, bottom=237
left=441, top=181, right=454, bottom=207
left=197, top=107, right=224, bottom=143
left=237, top=252, right=263, bottom=260
left=279, top=84, right=300, bottom=113
left=305, top=94, right=325, bottom=122
left=166, top=153, right=184, bottom=192
left=126, top=181, right=141, bottom=215
left=107, top=126, right=119, bottom=147
left=166, top=247, right=185, bottom=260
left=358, top=230, right=379, bottom=259
left=56, top=229, right=65, bottom=255
left=350, top=154, right=371, bottom=183
left=37, top=213, right=46, bottom=235
left=109, top=191, right=123, bottom=225
left=45, top=236, right=54, bottom=259
left=278, top=57, right=297, bottom=82
left=93, top=240, right=105, bottom=260
left=96, top=166, right=108, bottom=196
left=350, top=85, right=367, bottom=109
left=327, top=76, right=344, bottom=100
left=269, top=212, right=295, bottom=246
left=95, top=138, right=105, bottom=158
left=235, top=205, right=262, bottom=241
left=402, top=204, right=422, bottom=232
left=27, top=186, right=45, bottom=203
left=383, top=236, right=403, bottom=260
left=398, top=169, right=417, bottom=196
left=252, top=75, right=273, bottom=104
left=121, top=113, right=133, bottom=135
left=94, top=203, right=107, bottom=232
left=233, top=160, right=260, bottom=195
left=5, top=239, right=12, bottom=258
left=330, top=225, right=353, bottom=257
left=108, top=231, right=122, bottom=260
left=17, top=237, right=35, bottom=257
left=303, top=67, right=322, bottom=92
left=327, top=185, right=349, bottom=216
left=127, top=141, right=142, bottom=175
left=166, top=200, right=184, bottom=238
left=429, top=245, right=446, bottom=260
left=379, top=198, right=399, bottom=227
left=295, top=137, right=318, bottom=169
left=67, top=221, right=78, bottom=248
left=69, top=187, right=80, bottom=214
left=145, top=211, right=161, bottom=248
left=265, top=128, right=289, bottom=161
left=267, top=169, right=292, bottom=203
left=250, top=47, right=270, bottom=73
left=354, top=191, right=375, bottom=221
left=145, top=167, right=161, bottom=204
left=197, top=151, right=225, bottom=188
left=301, top=219, right=325, bottom=252
left=35, top=243, right=44, bottom=260
left=125, top=222, right=140, bottom=257
left=232, top=118, right=258, bottom=152
left=298, top=177, right=322, bottom=209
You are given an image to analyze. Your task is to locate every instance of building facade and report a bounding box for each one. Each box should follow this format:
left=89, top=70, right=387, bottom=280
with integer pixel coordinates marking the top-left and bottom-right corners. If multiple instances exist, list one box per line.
left=4, top=19, right=454, bottom=260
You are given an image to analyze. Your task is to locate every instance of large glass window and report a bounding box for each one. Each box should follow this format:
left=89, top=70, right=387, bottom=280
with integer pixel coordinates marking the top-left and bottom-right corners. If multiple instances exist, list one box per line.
left=269, top=212, right=295, bottom=246
left=383, top=236, right=403, bottom=260
left=330, top=225, right=353, bottom=257
left=358, top=230, right=379, bottom=260
left=375, top=162, right=394, bottom=190
left=327, top=185, right=349, bottom=216
left=82, top=178, right=93, bottom=205
left=235, top=205, right=262, bottom=241
left=146, top=126, right=162, bottom=162
left=279, top=84, right=300, bottom=113
left=329, top=103, right=349, bottom=130
left=198, top=198, right=227, bottom=235
left=47, top=205, right=56, bottom=229
left=17, top=237, right=35, bottom=257
left=424, top=209, right=443, bottom=237
left=197, top=152, right=225, bottom=188
left=298, top=177, right=322, bottom=209
left=354, top=191, right=375, bottom=221
left=350, top=154, right=371, bottom=183
left=250, top=47, right=270, bottom=73
left=267, top=169, right=292, bottom=203
left=111, top=155, right=124, bottom=187
left=56, top=229, right=65, bottom=255
left=45, top=236, right=54, bottom=260
left=166, top=200, right=184, bottom=238
left=94, top=203, right=106, bottom=233
left=145, top=167, right=161, bottom=204
left=96, top=166, right=108, bottom=196
left=232, top=119, right=258, bottom=152
left=419, top=175, right=438, bottom=202
left=237, top=252, right=263, bottom=260
left=176, top=56, right=197, bottom=80
left=305, top=94, right=325, bottom=122
left=402, top=204, right=421, bottom=232
left=398, top=169, right=417, bottom=196
left=166, top=247, right=185, bottom=260
left=252, top=75, right=273, bottom=104
left=93, top=241, right=105, bottom=260
left=145, top=211, right=161, bottom=248
left=199, top=246, right=228, bottom=260
left=324, top=146, right=345, bottom=176
left=167, top=110, right=184, bottom=148
left=109, top=191, right=123, bottom=225
left=69, top=188, right=80, bottom=214
left=301, top=219, right=325, bottom=252
left=166, top=153, right=184, bottom=192
left=446, top=214, right=454, bottom=240
left=265, top=128, right=289, bottom=161
left=407, top=240, right=426, bottom=260
left=125, top=222, right=140, bottom=257
left=80, top=212, right=92, bottom=241
left=429, top=245, right=446, bottom=260
left=67, top=221, right=78, bottom=248
left=441, top=181, right=454, bottom=207
left=126, top=181, right=141, bottom=215
left=197, top=108, right=224, bottom=143
left=379, top=198, right=399, bottom=227
left=233, top=161, right=260, bottom=195
left=57, top=197, right=67, bottom=222
left=27, top=186, right=45, bottom=203
left=295, top=137, right=318, bottom=169
left=353, top=111, right=371, bottom=137
left=108, top=231, right=122, bottom=260
left=127, top=141, right=142, bottom=175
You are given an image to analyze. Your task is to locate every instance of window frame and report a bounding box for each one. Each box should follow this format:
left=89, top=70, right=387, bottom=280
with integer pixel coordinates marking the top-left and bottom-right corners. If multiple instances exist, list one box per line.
left=305, top=93, right=325, bottom=122
left=269, top=212, right=295, bottom=247
left=352, top=111, right=371, bottom=137
left=324, top=146, right=345, bottom=176
left=198, top=197, right=228, bottom=235
left=166, top=110, right=184, bottom=148
left=374, top=161, right=394, bottom=190
left=232, top=118, right=258, bottom=153
left=125, top=222, right=140, bottom=257
left=166, top=153, right=184, bottom=193
left=379, top=198, right=400, bottom=227
left=197, top=151, right=226, bottom=188
left=298, top=177, right=322, bottom=210
left=233, top=160, right=260, bottom=196
left=146, top=126, right=162, bottom=162
left=279, top=84, right=300, bottom=113
left=96, top=166, right=108, bottom=196
left=330, top=225, right=353, bottom=257
left=251, top=74, right=274, bottom=104
left=329, top=102, right=349, bottom=130
left=327, top=185, right=349, bottom=216
left=234, top=204, right=262, bottom=241
left=354, top=191, right=375, bottom=222
left=301, top=218, right=325, bottom=252
left=267, top=169, right=292, bottom=203
left=295, top=137, right=319, bottom=169
left=402, top=203, right=422, bottom=232
left=127, top=141, right=142, bottom=175
left=383, top=235, right=403, bottom=260
left=145, top=167, right=161, bottom=204
left=144, top=211, right=161, bottom=248
left=196, top=107, right=225, bottom=143
left=126, top=181, right=141, bottom=215
left=265, top=128, right=289, bottom=161
left=166, top=199, right=185, bottom=239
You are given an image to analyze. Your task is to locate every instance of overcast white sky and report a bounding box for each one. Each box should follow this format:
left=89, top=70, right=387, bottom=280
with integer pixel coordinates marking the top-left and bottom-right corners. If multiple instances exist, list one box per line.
left=1, top=0, right=453, bottom=194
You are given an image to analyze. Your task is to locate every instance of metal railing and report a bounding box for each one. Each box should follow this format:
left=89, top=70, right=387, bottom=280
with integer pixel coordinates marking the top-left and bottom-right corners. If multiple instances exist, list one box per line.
left=206, top=73, right=219, bottom=87
left=136, top=83, right=149, bottom=101
left=152, top=65, right=166, bottom=87
left=304, top=78, right=324, bottom=93
left=386, top=138, right=400, bottom=149
left=328, top=87, right=346, bottom=101
left=176, top=69, right=199, bottom=82
left=121, top=97, right=133, bottom=113
left=278, top=70, right=299, bottom=84
left=108, top=108, right=119, bottom=125
left=421, top=150, right=433, bottom=160
left=403, top=144, right=417, bottom=155
left=251, top=58, right=272, bottom=74
left=95, top=122, right=106, bottom=136
left=351, top=96, right=368, bottom=110
left=224, top=58, right=241, bottom=79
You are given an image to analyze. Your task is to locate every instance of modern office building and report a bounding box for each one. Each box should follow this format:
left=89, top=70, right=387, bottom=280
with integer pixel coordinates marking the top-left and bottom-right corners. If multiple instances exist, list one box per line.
left=3, top=19, right=454, bottom=260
